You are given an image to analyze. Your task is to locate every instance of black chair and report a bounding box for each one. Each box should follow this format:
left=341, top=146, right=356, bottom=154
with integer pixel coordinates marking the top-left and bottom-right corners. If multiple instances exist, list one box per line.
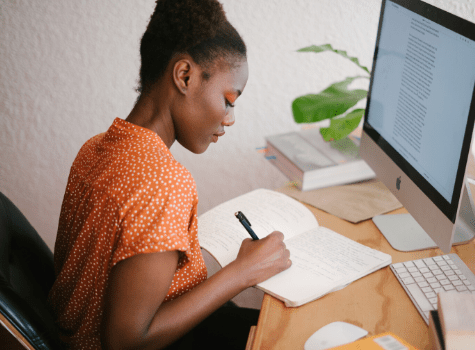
left=0, top=192, right=62, bottom=349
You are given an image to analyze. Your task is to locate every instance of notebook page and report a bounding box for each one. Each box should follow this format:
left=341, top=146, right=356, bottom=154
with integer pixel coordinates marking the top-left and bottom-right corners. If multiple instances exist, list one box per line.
left=198, top=189, right=318, bottom=267
left=258, top=226, right=391, bottom=306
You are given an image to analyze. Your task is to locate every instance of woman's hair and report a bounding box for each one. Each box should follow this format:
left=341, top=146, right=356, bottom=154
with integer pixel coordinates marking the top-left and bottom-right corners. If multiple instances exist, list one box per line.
left=138, top=0, right=247, bottom=95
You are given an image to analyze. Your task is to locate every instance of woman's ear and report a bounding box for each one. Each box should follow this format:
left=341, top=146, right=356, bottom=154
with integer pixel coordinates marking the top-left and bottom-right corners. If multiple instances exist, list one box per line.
left=173, top=59, right=193, bottom=94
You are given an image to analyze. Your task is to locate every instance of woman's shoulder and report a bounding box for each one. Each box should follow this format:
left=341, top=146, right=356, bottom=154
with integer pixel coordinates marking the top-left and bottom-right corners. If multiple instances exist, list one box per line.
left=107, top=142, right=196, bottom=199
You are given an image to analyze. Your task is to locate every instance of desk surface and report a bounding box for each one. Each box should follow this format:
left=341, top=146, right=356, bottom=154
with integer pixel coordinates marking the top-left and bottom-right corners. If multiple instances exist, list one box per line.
left=249, top=204, right=475, bottom=350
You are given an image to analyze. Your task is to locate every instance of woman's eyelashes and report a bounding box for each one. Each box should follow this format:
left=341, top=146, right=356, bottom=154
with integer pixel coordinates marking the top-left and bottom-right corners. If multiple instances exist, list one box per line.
left=225, top=99, right=235, bottom=108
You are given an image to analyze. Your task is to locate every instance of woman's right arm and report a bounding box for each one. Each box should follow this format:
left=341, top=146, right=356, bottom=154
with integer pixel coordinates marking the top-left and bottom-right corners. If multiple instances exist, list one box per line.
left=101, top=231, right=291, bottom=350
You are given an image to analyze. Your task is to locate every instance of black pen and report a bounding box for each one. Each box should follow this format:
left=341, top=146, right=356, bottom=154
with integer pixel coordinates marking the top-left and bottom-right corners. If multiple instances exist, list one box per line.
left=235, top=211, right=259, bottom=240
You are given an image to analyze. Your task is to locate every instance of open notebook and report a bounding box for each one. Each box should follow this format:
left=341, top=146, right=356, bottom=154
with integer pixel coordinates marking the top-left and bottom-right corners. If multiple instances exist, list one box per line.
left=198, top=189, right=391, bottom=307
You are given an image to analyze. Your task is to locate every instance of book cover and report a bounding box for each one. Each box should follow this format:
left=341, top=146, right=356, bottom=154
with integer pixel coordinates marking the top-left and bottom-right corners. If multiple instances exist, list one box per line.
left=265, top=128, right=375, bottom=191
left=437, top=292, right=475, bottom=350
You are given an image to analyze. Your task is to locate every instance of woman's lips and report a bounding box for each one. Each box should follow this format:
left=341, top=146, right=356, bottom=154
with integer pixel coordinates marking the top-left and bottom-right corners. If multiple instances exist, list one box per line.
left=212, top=131, right=225, bottom=142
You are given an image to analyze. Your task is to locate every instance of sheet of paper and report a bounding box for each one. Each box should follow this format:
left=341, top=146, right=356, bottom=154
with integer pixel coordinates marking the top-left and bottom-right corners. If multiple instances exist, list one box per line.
left=257, top=226, right=391, bottom=306
left=198, top=189, right=318, bottom=267
left=281, top=180, right=402, bottom=223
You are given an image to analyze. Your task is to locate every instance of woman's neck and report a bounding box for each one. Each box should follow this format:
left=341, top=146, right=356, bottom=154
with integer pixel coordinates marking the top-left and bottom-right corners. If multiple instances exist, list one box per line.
left=126, top=89, right=175, bottom=149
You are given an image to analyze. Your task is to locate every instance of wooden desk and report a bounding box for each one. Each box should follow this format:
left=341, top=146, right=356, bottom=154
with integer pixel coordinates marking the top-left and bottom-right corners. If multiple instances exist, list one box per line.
left=248, top=204, right=475, bottom=350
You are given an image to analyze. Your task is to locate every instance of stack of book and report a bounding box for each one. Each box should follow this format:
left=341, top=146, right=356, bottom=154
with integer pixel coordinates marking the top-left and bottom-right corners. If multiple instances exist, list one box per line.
left=265, top=128, right=375, bottom=191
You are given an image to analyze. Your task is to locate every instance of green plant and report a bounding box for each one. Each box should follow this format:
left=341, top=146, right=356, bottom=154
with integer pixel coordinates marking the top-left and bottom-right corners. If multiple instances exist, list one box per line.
left=292, top=44, right=371, bottom=141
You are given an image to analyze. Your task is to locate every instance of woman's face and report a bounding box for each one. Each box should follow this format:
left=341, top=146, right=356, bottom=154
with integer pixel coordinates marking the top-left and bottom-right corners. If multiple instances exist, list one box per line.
left=174, top=58, right=249, bottom=154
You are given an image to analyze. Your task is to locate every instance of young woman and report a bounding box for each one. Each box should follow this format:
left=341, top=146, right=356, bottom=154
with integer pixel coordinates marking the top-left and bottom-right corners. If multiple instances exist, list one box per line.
left=47, top=1, right=291, bottom=349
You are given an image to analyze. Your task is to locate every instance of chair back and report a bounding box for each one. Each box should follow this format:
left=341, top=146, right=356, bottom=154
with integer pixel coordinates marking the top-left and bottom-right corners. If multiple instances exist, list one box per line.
left=0, top=192, right=62, bottom=349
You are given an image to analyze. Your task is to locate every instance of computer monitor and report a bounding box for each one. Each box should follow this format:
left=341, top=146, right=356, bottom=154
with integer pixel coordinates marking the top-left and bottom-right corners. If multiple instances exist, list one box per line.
left=360, top=0, right=475, bottom=253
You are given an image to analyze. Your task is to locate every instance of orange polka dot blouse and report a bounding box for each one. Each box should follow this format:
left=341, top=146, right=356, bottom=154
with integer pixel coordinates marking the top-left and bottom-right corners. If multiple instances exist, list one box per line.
left=48, top=118, right=207, bottom=349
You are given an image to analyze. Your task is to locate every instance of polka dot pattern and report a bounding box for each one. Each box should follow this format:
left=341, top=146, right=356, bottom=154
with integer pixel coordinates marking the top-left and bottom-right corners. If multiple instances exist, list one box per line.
left=47, top=118, right=207, bottom=349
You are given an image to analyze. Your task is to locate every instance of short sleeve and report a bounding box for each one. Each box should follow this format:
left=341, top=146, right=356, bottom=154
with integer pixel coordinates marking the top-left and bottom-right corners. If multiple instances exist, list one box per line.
left=111, top=160, right=197, bottom=266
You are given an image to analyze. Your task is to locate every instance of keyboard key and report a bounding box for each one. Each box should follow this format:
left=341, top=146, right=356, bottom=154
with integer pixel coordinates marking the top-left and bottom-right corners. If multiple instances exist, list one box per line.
left=455, top=270, right=463, bottom=275
left=441, top=265, right=451, bottom=271
left=429, top=265, right=439, bottom=271
left=418, top=281, right=429, bottom=288
left=393, top=263, right=404, bottom=269
left=463, top=280, right=471, bottom=286
left=400, top=272, right=410, bottom=278
left=420, top=268, right=430, bottom=274
left=468, top=285, right=475, bottom=291
left=456, top=285, right=468, bottom=292
left=396, top=267, right=407, bottom=274
left=403, top=277, right=415, bottom=284
left=440, top=279, right=450, bottom=285
left=427, top=277, right=437, bottom=283
left=407, top=284, right=434, bottom=311
left=445, top=270, right=455, bottom=276
left=425, top=292, right=436, bottom=298
left=423, top=272, right=434, bottom=278
left=430, top=282, right=441, bottom=288
left=424, top=258, right=436, bottom=265
left=434, top=288, right=444, bottom=294
left=415, top=277, right=425, bottom=283
left=444, top=285, right=455, bottom=291
left=436, top=275, right=447, bottom=281
left=408, top=267, right=418, bottom=273
left=411, top=272, right=422, bottom=278
left=443, top=255, right=450, bottom=260
left=414, top=260, right=426, bottom=268
left=434, top=256, right=443, bottom=261
left=422, top=287, right=432, bottom=293
left=404, top=261, right=415, bottom=268
left=460, top=275, right=467, bottom=280
left=448, top=275, right=459, bottom=281
left=453, top=280, right=463, bottom=286
left=429, top=297, right=438, bottom=303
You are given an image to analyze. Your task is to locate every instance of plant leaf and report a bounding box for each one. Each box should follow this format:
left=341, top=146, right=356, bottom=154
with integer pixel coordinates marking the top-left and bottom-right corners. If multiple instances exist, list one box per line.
left=320, top=108, right=365, bottom=142
left=292, top=77, right=367, bottom=124
left=298, top=44, right=370, bottom=74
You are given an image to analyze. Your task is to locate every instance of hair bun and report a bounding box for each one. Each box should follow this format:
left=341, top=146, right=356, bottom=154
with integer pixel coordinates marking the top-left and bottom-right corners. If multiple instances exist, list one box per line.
left=147, top=0, right=227, bottom=51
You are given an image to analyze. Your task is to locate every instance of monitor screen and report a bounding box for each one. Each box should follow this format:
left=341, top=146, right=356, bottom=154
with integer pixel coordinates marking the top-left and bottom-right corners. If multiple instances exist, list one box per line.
left=361, top=0, right=475, bottom=253
left=364, top=0, right=475, bottom=223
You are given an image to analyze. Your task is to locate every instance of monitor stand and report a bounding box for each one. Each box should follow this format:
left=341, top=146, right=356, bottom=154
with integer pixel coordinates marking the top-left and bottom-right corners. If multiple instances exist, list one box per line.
left=373, top=178, right=475, bottom=252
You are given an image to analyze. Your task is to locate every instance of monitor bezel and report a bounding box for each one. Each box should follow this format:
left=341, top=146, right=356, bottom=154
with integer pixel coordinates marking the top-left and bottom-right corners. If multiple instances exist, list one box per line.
left=363, top=0, right=475, bottom=223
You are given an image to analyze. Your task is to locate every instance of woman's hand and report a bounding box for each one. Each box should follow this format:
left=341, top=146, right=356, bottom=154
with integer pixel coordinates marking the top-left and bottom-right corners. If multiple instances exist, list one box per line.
left=233, top=231, right=292, bottom=288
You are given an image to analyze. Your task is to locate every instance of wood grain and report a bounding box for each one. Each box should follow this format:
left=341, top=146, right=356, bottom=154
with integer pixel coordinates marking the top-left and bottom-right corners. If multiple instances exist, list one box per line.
left=250, top=202, right=475, bottom=350
left=0, top=313, right=34, bottom=350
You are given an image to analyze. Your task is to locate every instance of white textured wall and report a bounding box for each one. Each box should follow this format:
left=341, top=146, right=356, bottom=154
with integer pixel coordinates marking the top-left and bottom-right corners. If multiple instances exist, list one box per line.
left=1, top=0, right=474, bottom=250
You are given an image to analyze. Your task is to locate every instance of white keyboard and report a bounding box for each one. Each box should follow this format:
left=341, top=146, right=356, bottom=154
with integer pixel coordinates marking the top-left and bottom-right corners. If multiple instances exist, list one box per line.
left=390, top=253, right=475, bottom=324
